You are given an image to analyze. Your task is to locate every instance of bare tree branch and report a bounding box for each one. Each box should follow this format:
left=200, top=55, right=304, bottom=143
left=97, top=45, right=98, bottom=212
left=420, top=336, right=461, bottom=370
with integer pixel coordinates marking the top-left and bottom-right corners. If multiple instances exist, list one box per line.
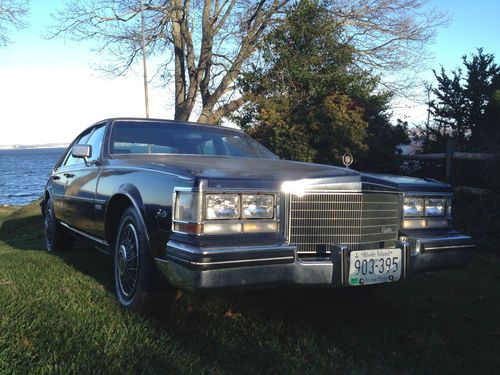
left=48, top=0, right=449, bottom=122
left=0, top=0, right=29, bottom=47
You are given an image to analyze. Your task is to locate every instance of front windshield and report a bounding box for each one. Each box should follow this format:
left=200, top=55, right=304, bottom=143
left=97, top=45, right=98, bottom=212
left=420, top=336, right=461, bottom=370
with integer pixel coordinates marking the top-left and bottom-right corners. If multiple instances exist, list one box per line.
left=110, top=120, right=278, bottom=159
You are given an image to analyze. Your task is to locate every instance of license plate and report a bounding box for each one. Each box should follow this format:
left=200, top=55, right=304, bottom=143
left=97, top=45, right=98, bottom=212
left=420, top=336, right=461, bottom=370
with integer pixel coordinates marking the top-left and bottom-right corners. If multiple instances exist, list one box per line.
left=348, top=248, right=402, bottom=286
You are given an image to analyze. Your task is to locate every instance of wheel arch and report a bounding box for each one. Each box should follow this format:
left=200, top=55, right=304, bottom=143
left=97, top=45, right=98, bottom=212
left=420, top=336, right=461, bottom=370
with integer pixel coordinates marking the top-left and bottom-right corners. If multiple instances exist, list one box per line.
left=104, top=187, right=151, bottom=251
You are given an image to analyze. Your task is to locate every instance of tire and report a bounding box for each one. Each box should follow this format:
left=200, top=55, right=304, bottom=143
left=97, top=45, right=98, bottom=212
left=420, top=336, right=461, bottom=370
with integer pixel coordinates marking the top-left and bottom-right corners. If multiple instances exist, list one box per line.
left=44, top=197, right=74, bottom=252
left=113, top=206, right=159, bottom=313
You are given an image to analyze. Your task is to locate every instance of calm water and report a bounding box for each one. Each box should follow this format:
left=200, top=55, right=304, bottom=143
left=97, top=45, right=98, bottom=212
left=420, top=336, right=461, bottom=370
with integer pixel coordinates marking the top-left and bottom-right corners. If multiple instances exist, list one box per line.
left=0, top=148, right=66, bottom=205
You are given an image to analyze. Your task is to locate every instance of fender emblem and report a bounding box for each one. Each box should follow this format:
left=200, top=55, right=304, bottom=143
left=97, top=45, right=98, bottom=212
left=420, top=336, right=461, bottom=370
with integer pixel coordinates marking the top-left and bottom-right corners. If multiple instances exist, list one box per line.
left=155, top=209, right=168, bottom=219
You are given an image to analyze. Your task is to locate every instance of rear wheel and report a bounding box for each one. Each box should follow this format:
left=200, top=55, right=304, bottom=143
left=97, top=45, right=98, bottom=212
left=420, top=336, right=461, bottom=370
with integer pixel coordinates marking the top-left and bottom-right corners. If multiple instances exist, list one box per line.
left=44, top=197, right=73, bottom=252
left=114, top=207, right=159, bottom=313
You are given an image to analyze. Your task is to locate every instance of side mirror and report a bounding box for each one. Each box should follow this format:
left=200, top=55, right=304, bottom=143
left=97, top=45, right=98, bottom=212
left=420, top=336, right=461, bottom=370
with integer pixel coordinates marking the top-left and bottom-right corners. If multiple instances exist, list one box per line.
left=72, top=144, right=92, bottom=166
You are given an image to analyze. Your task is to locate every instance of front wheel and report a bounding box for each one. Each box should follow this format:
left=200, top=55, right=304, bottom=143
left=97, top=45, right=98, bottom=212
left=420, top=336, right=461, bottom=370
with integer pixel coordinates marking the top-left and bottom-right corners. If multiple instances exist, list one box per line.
left=114, top=207, right=158, bottom=313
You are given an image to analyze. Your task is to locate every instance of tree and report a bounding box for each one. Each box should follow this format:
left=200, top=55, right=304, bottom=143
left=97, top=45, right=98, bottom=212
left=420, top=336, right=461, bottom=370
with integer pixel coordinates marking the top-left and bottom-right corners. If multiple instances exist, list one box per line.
left=50, top=0, right=290, bottom=123
left=0, top=0, right=28, bottom=47
left=50, top=0, right=448, bottom=123
left=234, top=0, right=408, bottom=171
left=424, top=49, right=500, bottom=151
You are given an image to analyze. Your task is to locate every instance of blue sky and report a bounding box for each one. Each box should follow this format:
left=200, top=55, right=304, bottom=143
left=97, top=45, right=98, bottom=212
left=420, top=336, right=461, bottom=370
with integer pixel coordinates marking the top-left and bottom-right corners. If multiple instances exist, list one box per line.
left=0, top=0, right=499, bottom=145
left=391, top=0, right=500, bottom=122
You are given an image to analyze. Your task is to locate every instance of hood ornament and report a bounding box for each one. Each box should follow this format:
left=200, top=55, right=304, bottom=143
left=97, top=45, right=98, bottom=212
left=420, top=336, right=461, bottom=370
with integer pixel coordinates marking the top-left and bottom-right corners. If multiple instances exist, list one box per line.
left=342, top=153, right=353, bottom=169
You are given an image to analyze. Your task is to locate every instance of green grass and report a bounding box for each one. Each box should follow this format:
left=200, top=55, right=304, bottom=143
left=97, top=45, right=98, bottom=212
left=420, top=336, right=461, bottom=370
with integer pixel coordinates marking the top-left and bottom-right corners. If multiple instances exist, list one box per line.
left=0, top=204, right=499, bottom=374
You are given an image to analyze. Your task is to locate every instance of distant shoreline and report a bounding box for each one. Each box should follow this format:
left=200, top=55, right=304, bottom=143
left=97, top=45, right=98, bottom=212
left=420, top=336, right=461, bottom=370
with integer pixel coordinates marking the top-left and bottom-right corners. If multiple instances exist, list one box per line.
left=0, top=144, right=68, bottom=150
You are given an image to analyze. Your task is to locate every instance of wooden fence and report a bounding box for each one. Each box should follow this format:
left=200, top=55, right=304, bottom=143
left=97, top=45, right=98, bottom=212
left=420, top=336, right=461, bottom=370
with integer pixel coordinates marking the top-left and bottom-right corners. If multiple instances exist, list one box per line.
left=402, top=141, right=497, bottom=195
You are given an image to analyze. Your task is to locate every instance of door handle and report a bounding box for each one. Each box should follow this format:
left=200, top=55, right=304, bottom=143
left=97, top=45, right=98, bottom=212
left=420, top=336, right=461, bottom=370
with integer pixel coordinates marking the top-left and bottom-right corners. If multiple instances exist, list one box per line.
left=64, top=173, right=75, bottom=178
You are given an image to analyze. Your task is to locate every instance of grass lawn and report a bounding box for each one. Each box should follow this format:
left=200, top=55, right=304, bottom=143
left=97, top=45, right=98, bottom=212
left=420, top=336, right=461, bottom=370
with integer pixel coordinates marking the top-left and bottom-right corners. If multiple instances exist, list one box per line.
left=0, top=204, right=499, bottom=374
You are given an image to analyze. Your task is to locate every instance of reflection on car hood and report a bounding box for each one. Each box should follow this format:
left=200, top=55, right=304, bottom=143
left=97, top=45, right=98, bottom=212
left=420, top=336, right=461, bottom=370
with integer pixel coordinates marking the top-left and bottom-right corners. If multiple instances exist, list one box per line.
left=111, top=155, right=450, bottom=192
left=114, top=154, right=355, bottom=180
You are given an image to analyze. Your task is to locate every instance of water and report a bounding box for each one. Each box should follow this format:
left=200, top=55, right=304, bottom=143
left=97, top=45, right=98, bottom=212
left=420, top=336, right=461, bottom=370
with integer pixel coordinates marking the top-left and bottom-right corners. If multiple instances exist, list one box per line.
left=0, top=148, right=66, bottom=205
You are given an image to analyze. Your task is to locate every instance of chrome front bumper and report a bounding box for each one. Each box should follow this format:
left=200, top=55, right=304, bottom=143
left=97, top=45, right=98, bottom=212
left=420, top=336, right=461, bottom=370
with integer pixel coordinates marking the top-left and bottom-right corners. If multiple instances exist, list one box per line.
left=402, top=230, right=476, bottom=273
left=155, top=231, right=475, bottom=292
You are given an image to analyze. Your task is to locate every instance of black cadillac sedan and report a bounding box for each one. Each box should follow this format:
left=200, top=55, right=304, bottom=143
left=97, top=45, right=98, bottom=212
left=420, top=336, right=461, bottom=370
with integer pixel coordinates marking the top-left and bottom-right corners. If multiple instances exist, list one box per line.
left=41, top=118, right=475, bottom=312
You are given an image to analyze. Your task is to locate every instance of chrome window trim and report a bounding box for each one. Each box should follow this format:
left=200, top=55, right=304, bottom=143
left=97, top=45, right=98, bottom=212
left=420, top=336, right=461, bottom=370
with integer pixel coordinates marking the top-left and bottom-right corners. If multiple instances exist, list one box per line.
left=107, top=118, right=277, bottom=159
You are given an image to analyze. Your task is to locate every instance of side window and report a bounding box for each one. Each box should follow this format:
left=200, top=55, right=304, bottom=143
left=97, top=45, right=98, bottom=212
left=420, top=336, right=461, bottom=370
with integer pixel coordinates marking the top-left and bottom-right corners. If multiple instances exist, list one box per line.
left=86, top=125, right=106, bottom=162
left=197, top=139, right=217, bottom=155
left=64, top=130, right=92, bottom=167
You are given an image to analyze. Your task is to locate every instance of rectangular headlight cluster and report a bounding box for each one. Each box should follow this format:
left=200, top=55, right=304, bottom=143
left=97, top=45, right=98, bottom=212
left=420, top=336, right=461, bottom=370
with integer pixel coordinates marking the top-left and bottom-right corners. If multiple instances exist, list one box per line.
left=403, top=197, right=448, bottom=217
left=206, top=193, right=274, bottom=220
left=173, top=191, right=278, bottom=235
left=402, top=196, right=451, bottom=229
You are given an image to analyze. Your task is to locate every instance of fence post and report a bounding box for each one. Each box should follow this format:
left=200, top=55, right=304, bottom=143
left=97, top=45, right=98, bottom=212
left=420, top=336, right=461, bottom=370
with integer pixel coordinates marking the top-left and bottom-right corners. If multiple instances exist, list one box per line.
left=446, top=140, right=456, bottom=184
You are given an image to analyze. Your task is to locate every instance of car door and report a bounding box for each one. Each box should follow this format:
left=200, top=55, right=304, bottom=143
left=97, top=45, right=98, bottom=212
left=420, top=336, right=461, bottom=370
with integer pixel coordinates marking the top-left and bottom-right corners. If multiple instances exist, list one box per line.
left=63, top=124, right=106, bottom=236
left=53, top=129, right=93, bottom=223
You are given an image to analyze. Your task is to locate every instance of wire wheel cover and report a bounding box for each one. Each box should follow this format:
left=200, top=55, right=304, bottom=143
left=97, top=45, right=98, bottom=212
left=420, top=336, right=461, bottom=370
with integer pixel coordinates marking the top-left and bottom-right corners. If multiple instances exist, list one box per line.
left=117, top=223, right=140, bottom=298
left=45, top=207, right=54, bottom=250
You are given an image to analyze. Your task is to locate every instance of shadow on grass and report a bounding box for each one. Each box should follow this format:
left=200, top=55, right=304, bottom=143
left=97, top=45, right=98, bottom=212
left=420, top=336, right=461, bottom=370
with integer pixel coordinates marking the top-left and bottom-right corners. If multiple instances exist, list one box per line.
left=0, top=208, right=115, bottom=293
left=0, top=206, right=46, bottom=251
left=2, top=208, right=499, bottom=373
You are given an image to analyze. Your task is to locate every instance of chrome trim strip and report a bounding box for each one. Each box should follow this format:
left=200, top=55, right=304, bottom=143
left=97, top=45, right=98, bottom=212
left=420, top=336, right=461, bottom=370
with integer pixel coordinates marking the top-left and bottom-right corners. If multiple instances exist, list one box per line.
left=425, top=244, right=476, bottom=251
left=60, top=221, right=109, bottom=246
left=167, top=241, right=295, bottom=256
left=94, top=245, right=111, bottom=256
left=417, top=234, right=473, bottom=243
left=100, top=166, right=193, bottom=181
left=285, top=189, right=399, bottom=194
left=64, top=195, right=106, bottom=204
left=403, top=191, right=453, bottom=197
left=161, top=255, right=295, bottom=267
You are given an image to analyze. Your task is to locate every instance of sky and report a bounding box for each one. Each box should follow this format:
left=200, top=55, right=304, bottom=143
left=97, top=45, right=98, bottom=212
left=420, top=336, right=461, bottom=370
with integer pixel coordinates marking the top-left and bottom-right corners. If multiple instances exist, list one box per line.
left=0, top=0, right=499, bottom=146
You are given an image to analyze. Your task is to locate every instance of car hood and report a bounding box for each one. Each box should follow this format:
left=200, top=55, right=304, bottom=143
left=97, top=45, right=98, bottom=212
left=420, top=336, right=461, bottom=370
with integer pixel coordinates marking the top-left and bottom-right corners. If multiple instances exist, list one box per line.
left=360, top=172, right=451, bottom=193
left=113, top=154, right=353, bottom=179
left=112, top=155, right=381, bottom=189
left=111, top=155, right=446, bottom=192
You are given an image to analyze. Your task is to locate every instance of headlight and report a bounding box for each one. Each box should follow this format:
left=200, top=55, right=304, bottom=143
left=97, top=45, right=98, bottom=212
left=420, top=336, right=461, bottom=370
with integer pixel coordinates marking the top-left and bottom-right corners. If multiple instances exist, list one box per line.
left=403, top=197, right=424, bottom=217
left=174, top=190, right=279, bottom=235
left=425, top=198, right=446, bottom=217
left=402, top=195, right=451, bottom=229
left=242, top=194, right=274, bottom=219
left=205, top=194, right=240, bottom=219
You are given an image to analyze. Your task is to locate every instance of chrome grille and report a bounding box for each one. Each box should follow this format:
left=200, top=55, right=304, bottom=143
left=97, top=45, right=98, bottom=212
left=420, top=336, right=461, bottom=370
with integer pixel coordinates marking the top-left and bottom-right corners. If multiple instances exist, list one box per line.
left=288, top=192, right=400, bottom=256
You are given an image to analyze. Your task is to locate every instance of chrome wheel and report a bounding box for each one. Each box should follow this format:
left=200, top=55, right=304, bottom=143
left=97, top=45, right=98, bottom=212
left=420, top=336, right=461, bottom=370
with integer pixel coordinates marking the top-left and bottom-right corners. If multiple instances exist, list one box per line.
left=116, top=223, right=140, bottom=299
left=45, top=206, right=54, bottom=251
